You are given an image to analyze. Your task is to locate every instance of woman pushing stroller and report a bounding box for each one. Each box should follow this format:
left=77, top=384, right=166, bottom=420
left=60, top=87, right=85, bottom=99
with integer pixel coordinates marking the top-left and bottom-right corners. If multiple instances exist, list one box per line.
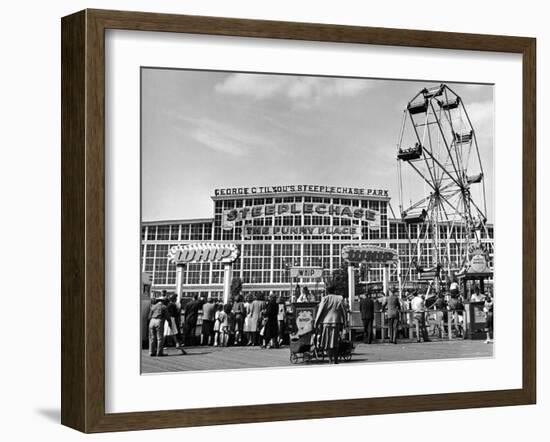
left=313, top=281, right=348, bottom=364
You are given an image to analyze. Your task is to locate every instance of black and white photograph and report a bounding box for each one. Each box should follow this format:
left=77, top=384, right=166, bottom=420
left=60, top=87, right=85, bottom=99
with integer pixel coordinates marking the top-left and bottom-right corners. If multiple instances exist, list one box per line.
left=140, top=68, right=495, bottom=374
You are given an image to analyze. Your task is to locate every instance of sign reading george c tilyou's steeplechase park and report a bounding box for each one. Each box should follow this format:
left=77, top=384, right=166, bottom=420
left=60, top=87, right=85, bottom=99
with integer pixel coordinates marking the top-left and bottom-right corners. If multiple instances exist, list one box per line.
left=214, top=185, right=389, bottom=197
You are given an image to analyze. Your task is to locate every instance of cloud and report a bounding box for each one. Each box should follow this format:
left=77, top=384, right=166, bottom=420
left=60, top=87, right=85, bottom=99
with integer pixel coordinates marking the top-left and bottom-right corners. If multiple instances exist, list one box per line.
left=175, top=116, right=277, bottom=157
left=457, top=83, right=493, bottom=93
left=465, top=100, right=493, bottom=133
left=215, top=74, right=372, bottom=107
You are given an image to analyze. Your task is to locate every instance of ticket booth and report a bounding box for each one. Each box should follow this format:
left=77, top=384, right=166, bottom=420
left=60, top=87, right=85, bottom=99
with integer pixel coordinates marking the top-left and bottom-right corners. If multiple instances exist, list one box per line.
left=456, top=245, right=493, bottom=340
left=341, top=245, right=399, bottom=339
left=463, top=301, right=487, bottom=340
left=289, top=266, right=324, bottom=302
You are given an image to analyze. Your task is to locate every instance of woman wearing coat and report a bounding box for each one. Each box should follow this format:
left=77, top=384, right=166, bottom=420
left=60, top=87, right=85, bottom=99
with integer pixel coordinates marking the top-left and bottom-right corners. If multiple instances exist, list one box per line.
left=246, top=293, right=264, bottom=346
left=262, top=294, right=279, bottom=349
left=314, top=284, right=348, bottom=364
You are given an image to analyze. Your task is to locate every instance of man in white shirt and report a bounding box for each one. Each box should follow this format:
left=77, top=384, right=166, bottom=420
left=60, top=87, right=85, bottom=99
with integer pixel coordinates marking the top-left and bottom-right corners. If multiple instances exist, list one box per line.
left=411, top=292, right=430, bottom=343
left=470, top=287, right=484, bottom=302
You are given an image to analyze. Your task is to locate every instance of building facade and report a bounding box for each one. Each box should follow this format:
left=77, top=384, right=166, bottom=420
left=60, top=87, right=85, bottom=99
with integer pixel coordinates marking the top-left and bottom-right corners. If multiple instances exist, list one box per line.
left=141, top=186, right=494, bottom=299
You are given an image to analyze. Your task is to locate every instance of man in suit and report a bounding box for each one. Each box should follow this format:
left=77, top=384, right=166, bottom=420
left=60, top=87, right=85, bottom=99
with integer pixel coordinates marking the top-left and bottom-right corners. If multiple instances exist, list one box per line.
left=382, top=289, right=401, bottom=344
left=183, top=294, right=202, bottom=346
left=314, top=283, right=348, bottom=364
left=359, top=293, right=375, bottom=344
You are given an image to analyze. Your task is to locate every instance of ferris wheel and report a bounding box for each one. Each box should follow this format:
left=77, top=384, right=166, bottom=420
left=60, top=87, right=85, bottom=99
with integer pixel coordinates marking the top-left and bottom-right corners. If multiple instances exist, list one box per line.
left=396, top=84, right=489, bottom=284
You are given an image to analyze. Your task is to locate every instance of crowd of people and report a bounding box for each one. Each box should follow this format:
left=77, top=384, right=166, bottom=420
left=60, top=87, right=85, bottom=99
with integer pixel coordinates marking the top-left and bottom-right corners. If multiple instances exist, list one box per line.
left=147, top=285, right=494, bottom=358
left=147, top=291, right=289, bottom=357
left=358, top=286, right=494, bottom=345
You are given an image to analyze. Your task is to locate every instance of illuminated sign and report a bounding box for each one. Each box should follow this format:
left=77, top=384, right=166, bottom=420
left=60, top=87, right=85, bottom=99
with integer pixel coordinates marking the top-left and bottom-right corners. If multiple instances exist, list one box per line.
left=222, top=203, right=381, bottom=232
left=214, top=185, right=389, bottom=198
left=341, top=245, right=397, bottom=264
left=225, top=203, right=378, bottom=221
left=243, top=226, right=363, bottom=237
left=290, top=267, right=324, bottom=278
left=168, top=243, right=239, bottom=264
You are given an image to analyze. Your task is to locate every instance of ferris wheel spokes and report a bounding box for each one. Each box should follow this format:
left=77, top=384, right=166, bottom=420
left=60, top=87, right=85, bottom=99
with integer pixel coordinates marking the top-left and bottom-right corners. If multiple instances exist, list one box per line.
left=396, top=83, right=488, bottom=281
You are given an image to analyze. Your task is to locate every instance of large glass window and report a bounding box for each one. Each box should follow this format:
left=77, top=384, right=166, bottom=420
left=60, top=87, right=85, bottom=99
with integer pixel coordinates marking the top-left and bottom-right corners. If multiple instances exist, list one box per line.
left=170, top=224, right=180, bottom=240
left=157, top=225, right=170, bottom=240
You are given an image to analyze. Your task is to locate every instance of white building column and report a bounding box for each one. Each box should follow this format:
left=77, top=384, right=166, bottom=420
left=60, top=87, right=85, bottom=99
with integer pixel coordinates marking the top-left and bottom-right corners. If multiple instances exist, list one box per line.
left=348, top=265, right=356, bottom=303
left=382, top=264, right=389, bottom=295
left=175, top=264, right=185, bottom=304
left=222, top=263, right=233, bottom=305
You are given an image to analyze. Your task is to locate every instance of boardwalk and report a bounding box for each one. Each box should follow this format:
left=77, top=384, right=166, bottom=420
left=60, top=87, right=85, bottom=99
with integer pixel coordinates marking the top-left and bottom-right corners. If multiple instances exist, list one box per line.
left=141, top=340, right=493, bottom=374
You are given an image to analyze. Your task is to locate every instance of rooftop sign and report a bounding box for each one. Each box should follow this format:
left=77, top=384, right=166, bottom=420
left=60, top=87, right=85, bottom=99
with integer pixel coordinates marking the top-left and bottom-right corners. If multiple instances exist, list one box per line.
left=214, top=185, right=389, bottom=198
left=342, top=245, right=398, bottom=264
left=168, top=243, right=239, bottom=264
left=224, top=202, right=380, bottom=225
left=290, top=267, right=324, bottom=278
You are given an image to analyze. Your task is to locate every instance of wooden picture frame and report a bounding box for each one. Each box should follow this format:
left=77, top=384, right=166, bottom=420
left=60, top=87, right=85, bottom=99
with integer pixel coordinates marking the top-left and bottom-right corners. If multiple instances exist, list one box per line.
left=61, top=9, right=536, bottom=433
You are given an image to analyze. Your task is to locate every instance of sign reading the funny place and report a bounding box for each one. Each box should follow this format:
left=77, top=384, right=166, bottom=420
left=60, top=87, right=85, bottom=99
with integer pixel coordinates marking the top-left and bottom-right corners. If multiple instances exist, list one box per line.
left=242, top=225, right=364, bottom=237
left=168, top=243, right=239, bottom=264
left=341, top=245, right=398, bottom=264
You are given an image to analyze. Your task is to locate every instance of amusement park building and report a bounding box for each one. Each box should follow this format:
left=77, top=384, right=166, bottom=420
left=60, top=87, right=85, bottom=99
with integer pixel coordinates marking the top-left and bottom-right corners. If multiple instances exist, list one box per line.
left=141, top=186, right=494, bottom=299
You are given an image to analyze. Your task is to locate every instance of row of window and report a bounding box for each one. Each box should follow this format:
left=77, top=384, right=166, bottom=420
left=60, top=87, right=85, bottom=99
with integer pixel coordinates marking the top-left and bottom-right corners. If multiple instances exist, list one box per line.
left=142, top=218, right=492, bottom=242
left=388, top=223, right=495, bottom=240
left=142, top=240, right=493, bottom=286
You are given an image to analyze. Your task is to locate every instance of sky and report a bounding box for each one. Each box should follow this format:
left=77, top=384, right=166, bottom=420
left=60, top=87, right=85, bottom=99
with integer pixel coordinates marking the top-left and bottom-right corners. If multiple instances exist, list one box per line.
left=141, top=68, right=494, bottom=222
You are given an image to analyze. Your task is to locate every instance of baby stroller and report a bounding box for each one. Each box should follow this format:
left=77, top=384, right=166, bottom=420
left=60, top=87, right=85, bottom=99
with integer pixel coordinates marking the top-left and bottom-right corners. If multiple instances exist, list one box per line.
left=338, top=337, right=354, bottom=362
left=289, top=331, right=324, bottom=364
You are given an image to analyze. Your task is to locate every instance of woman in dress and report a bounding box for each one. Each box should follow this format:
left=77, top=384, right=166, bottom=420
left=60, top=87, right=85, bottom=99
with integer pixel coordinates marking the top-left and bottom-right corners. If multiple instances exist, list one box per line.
left=221, top=303, right=235, bottom=347
left=247, top=293, right=264, bottom=346
left=277, top=296, right=287, bottom=346
left=213, top=303, right=224, bottom=347
left=262, top=294, right=279, bottom=348
left=243, top=294, right=252, bottom=345
left=314, top=283, right=347, bottom=364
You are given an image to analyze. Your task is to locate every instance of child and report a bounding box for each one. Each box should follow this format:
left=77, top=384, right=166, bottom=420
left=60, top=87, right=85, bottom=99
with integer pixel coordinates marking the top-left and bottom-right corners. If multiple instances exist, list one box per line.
left=213, top=303, right=224, bottom=347
left=221, top=303, right=235, bottom=347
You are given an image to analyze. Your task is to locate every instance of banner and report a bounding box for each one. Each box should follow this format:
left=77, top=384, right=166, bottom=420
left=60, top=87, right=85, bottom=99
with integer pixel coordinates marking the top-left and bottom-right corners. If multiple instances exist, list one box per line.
left=214, top=185, right=389, bottom=198
left=242, top=225, right=362, bottom=237
left=290, top=267, right=323, bottom=278
left=342, top=245, right=398, bottom=264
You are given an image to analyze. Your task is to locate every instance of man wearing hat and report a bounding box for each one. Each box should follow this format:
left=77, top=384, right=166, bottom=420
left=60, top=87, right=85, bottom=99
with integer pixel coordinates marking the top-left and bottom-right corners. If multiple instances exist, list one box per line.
left=201, top=297, right=216, bottom=345
left=382, top=289, right=401, bottom=344
left=359, top=292, right=375, bottom=344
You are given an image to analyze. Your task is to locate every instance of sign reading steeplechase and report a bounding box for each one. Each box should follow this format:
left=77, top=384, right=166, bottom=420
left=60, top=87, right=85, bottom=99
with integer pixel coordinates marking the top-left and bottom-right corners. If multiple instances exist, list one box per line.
left=214, top=185, right=389, bottom=197
left=222, top=202, right=381, bottom=233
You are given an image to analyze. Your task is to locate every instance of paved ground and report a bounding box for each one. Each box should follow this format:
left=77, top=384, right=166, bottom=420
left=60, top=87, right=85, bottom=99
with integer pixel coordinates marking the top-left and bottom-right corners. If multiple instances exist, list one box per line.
left=141, top=339, right=494, bottom=374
